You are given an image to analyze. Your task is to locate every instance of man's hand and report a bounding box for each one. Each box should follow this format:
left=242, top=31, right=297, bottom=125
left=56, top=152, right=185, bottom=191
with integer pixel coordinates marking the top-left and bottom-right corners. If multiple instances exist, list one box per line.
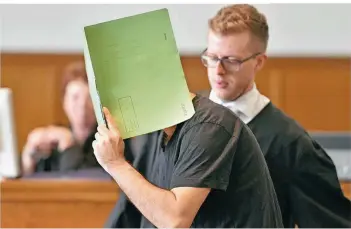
left=46, top=126, right=75, bottom=151
left=23, top=127, right=55, bottom=156
left=92, top=107, right=126, bottom=170
left=22, top=127, right=56, bottom=175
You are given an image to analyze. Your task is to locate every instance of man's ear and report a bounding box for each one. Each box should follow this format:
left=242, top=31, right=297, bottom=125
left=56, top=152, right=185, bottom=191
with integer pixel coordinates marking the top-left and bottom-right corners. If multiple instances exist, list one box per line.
left=255, top=54, right=267, bottom=72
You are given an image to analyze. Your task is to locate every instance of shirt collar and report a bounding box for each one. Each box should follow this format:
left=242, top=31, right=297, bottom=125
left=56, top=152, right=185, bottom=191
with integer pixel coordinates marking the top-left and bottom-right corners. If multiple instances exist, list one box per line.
left=209, top=84, right=270, bottom=124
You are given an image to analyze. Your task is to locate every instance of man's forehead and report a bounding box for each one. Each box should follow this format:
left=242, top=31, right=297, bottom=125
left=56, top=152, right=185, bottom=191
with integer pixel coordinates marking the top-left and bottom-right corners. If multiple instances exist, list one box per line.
left=207, top=31, right=253, bottom=56
left=66, top=81, right=89, bottom=94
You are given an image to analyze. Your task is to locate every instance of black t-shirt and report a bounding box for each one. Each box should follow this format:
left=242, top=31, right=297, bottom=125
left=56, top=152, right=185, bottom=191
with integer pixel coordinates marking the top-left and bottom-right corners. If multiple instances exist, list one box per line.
left=108, top=95, right=283, bottom=228
left=247, top=102, right=351, bottom=228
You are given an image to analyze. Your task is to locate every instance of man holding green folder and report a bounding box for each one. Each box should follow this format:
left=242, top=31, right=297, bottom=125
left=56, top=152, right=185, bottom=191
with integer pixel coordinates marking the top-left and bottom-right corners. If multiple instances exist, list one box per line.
left=92, top=94, right=283, bottom=228
left=85, top=9, right=283, bottom=228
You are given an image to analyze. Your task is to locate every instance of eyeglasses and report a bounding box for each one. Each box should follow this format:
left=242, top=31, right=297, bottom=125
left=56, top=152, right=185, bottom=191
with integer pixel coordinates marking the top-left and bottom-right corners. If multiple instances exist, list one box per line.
left=200, top=48, right=261, bottom=72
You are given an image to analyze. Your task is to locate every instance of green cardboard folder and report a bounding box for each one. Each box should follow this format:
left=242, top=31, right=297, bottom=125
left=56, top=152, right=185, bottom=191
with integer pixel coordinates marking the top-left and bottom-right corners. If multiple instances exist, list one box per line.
left=83, top=9, right=195, bottom=139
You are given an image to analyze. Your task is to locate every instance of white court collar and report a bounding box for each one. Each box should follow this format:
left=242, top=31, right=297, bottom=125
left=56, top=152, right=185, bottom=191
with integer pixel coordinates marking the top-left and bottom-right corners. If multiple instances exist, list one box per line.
left=209, top=84, right=270, bottom=124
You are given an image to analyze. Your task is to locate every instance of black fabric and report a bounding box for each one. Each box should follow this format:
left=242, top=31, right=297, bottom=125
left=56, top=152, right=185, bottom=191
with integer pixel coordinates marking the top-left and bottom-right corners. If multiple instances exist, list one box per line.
left=247, top=102, right=351, bottom=228
left=106, top=95, right=283, bottom=228
left=34, top=125, right=101, bottom=172
left=169, top=122, right=237, bottom=191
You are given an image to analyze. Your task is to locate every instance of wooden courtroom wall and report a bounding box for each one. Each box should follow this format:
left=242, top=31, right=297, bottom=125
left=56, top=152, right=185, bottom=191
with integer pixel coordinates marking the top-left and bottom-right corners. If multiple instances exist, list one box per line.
left=1, top=54, right=350, bottom=152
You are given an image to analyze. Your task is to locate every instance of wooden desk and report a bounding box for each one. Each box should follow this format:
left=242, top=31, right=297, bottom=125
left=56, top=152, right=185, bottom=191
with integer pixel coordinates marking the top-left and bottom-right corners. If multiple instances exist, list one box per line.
left=1, top=179, right=119, bottom=228
left=1, top=178, right=349, bottom=228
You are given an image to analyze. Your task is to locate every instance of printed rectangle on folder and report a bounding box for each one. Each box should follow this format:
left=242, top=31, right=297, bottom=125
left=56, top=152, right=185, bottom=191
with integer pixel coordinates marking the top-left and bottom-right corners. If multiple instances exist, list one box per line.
left=83, top=8, right=195, bottom=139
left=118, top=96, right=139, bottom=133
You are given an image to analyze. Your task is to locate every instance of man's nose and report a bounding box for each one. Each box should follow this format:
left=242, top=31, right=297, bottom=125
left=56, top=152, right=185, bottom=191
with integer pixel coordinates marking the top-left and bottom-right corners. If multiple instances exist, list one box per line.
left=215, top=61, right=226, bottom=75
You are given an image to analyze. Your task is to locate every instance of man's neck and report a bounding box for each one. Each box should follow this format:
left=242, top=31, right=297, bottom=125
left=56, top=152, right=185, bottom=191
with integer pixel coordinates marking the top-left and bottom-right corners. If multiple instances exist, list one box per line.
left=163, top=126, right=176, bottom=144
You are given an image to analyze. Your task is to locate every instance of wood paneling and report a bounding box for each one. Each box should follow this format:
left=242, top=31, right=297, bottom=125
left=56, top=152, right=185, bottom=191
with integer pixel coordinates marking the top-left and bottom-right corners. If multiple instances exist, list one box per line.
left=1, top=179, right=119, bottom=228
left=2, top=66, right=57, bottom=152
left=341, top=181, right=351, bottom=200
left=180, top=56, right=210, bottom=92
left=261, top=58, right=351, bottom=131
left=1, top=54, right=350, bottom=152
left=1, top=54, right=83, bottom=151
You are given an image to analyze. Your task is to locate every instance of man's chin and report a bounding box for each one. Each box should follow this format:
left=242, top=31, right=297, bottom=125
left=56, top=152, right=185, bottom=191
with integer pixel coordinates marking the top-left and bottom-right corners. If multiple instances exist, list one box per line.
left=214, top=89, right=233, bottom=101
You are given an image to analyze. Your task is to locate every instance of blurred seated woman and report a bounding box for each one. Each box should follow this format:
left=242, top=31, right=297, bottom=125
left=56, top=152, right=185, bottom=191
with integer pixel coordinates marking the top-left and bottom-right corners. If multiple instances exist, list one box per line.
left=21, top=61, right=99, bottom=175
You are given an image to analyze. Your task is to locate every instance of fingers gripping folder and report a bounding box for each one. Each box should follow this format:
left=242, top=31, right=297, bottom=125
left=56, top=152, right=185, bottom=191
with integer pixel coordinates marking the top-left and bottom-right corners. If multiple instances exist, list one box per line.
left=96, top=88, right=109, bottom=129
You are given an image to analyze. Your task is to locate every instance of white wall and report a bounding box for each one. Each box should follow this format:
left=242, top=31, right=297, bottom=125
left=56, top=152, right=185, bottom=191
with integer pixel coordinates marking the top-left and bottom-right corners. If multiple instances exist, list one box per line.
left=0, top=4, right=350, bottom=56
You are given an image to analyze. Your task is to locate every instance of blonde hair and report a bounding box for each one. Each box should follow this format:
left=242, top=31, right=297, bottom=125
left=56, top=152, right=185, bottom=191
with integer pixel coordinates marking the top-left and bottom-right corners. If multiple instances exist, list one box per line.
left=209, top=4, right=269, bottom=51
